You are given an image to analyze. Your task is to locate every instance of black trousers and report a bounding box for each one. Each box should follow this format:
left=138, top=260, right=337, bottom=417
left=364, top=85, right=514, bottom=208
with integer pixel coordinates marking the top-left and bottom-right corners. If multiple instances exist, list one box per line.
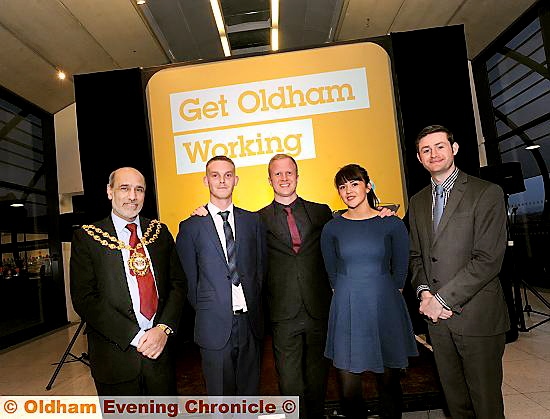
left=93, top=348, right=176, bottom=396
left=200, top=312, right=261, bottom=396
left=272, top=306, right=329, bottom=419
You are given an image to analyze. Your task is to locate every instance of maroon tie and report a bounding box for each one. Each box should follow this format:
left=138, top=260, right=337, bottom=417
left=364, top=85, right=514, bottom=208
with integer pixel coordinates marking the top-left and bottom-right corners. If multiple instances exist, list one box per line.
left=284, top=207, right=302, bottom=254
left=126, top=223, right=158, bottom=320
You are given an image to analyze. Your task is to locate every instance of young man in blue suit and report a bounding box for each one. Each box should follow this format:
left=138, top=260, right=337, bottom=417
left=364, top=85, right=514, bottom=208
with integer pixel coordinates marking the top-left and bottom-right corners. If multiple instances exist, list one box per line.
left=176, top=156, right=265, bottom=396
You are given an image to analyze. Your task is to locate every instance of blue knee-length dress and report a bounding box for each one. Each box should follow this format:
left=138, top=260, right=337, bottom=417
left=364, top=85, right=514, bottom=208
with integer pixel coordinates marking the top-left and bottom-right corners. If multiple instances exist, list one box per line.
left=321, top=215, right=417, bottom=373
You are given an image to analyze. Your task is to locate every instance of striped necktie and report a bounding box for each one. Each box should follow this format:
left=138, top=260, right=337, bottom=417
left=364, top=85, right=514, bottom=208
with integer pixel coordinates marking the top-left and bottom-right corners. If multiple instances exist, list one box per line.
left=219, top=211, right=240, bottom=286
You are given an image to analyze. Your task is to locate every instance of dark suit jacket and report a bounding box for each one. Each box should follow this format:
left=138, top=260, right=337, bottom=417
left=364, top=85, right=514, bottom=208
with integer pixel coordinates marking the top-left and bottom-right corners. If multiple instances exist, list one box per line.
left=258, top=198, right=333, bottom=322
left=409, top=171, right=510, bottom=336
left=176, top=207, right=265, bottom=350
left=70, top=216, right=187, bottom=384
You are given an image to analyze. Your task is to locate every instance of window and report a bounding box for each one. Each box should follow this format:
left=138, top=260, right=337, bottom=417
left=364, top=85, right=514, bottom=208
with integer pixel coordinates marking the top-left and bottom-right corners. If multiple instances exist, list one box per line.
left=0, top=87, right=66, bottom=349
left=473, top=1, right=550, bottom=286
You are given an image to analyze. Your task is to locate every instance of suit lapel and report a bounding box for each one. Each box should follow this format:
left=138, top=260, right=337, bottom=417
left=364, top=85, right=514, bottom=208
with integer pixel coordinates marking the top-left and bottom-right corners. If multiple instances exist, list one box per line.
left=266, top=202, right=293, bottom=251
left=140, top=217, right=161, bottom=288
left=433, top=171, right=467, bottom=245
left=96, top=217, right=137, bottom=321
left=234, top=206, right=246, bottom=258
left=299, top=198, right=315, bottom=245
left=97, top=217, right=127, bottom=280
left=416, top=187, right=434, bottom=248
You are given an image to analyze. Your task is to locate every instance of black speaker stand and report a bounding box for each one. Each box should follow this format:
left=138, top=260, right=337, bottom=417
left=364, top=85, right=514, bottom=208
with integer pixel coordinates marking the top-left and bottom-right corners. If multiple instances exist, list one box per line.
left=514, top=278, right=550, bottom=332
left=46, top=322, right=89, bottom=391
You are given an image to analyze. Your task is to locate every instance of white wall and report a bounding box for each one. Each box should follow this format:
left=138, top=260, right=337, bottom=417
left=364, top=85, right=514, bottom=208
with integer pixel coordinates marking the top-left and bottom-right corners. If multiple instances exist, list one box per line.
left=54, top=103, right=83, bottom=323
left=468, top=60, right=488, bottom=167
left=54, top=103, right=83, bottom=195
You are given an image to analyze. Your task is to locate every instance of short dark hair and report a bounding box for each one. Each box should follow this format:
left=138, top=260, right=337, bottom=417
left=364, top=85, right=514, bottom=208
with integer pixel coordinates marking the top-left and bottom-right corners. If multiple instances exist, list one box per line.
left=334, top=164, right=379, bottom=209
left=268, top=154, right=299, bottom=177
left=415, top=125, right=454, bottom=151
left=205, top=155, right=235, bottom=172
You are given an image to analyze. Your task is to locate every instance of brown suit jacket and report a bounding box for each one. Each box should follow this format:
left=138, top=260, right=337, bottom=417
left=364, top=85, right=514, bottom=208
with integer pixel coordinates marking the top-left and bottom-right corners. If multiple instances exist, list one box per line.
left=409, top=171, right=510, bottom=336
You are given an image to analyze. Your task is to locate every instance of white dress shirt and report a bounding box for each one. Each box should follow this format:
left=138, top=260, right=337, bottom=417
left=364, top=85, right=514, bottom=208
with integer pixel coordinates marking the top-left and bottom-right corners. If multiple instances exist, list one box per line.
left=111, top=212, right=158, bottom=346
left=207, top=202, right=248, bottom=312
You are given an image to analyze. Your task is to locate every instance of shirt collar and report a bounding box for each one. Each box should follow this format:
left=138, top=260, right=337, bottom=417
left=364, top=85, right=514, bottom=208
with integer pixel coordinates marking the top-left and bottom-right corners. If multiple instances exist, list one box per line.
left=207, top=202, right=234, bottom=217
left=273, top=196, right=300, bottom=210
left=431, top=167, right=460, bottom=192
left=111, top=211, right=140, bottom=235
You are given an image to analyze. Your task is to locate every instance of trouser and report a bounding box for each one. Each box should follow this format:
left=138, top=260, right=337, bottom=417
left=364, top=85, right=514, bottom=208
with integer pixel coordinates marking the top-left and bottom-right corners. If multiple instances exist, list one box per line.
left=428, top=322, right=506, bottom=419
left=272, top=307, right=329, bottom=418
left=93, top=349, right=176, bottom=396
left=200, top=312, right=261, bottom=396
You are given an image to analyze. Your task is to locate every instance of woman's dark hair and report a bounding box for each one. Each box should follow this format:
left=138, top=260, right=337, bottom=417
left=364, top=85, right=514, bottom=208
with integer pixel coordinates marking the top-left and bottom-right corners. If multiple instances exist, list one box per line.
left=334, top=164, right=379, bottom=209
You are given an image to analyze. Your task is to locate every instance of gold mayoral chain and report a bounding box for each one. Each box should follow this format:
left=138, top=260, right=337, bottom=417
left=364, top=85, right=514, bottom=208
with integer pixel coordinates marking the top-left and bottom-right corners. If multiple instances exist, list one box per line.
left=82, top=220, right=162, bottom=276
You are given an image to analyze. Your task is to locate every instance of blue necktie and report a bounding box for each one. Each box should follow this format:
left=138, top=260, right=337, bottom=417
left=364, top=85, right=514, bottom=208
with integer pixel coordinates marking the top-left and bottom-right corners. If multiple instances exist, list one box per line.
left=433, top=185, right=445, bottom=232
left=219, top=211, right=240, bottom=286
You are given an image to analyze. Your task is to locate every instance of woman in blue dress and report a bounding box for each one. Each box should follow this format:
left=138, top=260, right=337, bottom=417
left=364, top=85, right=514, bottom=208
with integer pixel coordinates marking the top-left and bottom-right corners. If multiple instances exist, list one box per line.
left=321, top=164, right=417, bottom=418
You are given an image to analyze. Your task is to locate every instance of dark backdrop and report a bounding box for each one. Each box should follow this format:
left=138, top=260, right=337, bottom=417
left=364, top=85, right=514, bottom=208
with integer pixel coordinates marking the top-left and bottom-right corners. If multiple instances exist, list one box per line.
left=73, top=25, right=479, bottom=218
left=73, top=68, right=158, bottom=222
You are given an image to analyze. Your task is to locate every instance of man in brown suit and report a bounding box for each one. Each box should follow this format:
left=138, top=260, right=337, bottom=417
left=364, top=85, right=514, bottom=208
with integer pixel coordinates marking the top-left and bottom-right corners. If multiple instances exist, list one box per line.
left=409, top=125, right=510, bottom=419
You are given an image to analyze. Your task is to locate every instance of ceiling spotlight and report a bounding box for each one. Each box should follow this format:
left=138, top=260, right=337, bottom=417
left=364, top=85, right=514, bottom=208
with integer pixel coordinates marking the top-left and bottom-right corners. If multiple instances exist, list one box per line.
left=210, top=0, right=231, bottom=57
left=271, top=28, right=279, bottom=51
left=57, top=70, right=66, bottom=80
left=136, top=0, right=146, bottom=4
left=525, top=144, right=540, bottom=150
left=271, top=0, right=279, bottom=51
left=10, top=203, right=24, bottom=208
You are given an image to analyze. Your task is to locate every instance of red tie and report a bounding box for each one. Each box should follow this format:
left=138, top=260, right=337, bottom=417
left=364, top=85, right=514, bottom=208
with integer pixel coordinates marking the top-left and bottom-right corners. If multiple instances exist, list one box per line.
left=284, top=207, right=301, bottom=254
left=126, top=223, right=158, bottom=320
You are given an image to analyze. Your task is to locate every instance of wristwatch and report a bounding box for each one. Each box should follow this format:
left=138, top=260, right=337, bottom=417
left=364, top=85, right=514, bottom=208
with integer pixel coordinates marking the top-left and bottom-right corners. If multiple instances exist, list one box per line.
left=156, top=323, right=173, bottom=336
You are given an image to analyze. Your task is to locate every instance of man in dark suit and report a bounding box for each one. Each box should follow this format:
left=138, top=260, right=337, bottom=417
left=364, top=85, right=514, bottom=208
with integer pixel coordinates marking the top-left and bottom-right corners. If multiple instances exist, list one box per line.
left=70, top=167, right=186, bottom=396
left=409, top=125, right=510, bottom=418
left=258, top=154, right=332, bottom=419
left=176, top=155, right=265, bottom=396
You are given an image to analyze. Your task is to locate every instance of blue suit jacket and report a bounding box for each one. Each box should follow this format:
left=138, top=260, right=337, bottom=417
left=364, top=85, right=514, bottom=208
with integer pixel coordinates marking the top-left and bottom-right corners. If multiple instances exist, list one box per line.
left=176, top=206, right=265, bottom=350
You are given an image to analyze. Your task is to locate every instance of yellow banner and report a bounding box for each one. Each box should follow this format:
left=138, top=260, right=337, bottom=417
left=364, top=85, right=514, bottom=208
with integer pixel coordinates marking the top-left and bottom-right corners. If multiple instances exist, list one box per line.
left=146, top=42, right=406, bottom=234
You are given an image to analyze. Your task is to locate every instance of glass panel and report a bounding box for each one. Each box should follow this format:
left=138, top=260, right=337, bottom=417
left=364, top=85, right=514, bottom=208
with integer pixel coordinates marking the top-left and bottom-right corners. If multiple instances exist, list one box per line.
left=505, top=89, right=550, bottom=126
left=506, top=19, right=540, bottom=50
left=492, top=72, right=544, bottom=108
left=479, top=8, right=550, bottom=289
left=0, top=87, right=65, bottom=349
left=0, top=232, right=50, bottom=336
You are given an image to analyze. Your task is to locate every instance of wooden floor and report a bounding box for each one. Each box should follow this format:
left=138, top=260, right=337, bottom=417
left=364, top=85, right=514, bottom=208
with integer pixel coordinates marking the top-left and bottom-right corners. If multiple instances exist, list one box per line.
left=175, top=333, right=445, bottom=414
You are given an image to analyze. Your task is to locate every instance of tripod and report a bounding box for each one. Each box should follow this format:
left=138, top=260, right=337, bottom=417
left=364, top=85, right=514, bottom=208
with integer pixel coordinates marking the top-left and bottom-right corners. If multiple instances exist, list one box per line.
left=514, top=277, right=550, bottom=332
left=507, top=206, right=550, bottom=332
left=46, top=322, right=90, bottom=390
